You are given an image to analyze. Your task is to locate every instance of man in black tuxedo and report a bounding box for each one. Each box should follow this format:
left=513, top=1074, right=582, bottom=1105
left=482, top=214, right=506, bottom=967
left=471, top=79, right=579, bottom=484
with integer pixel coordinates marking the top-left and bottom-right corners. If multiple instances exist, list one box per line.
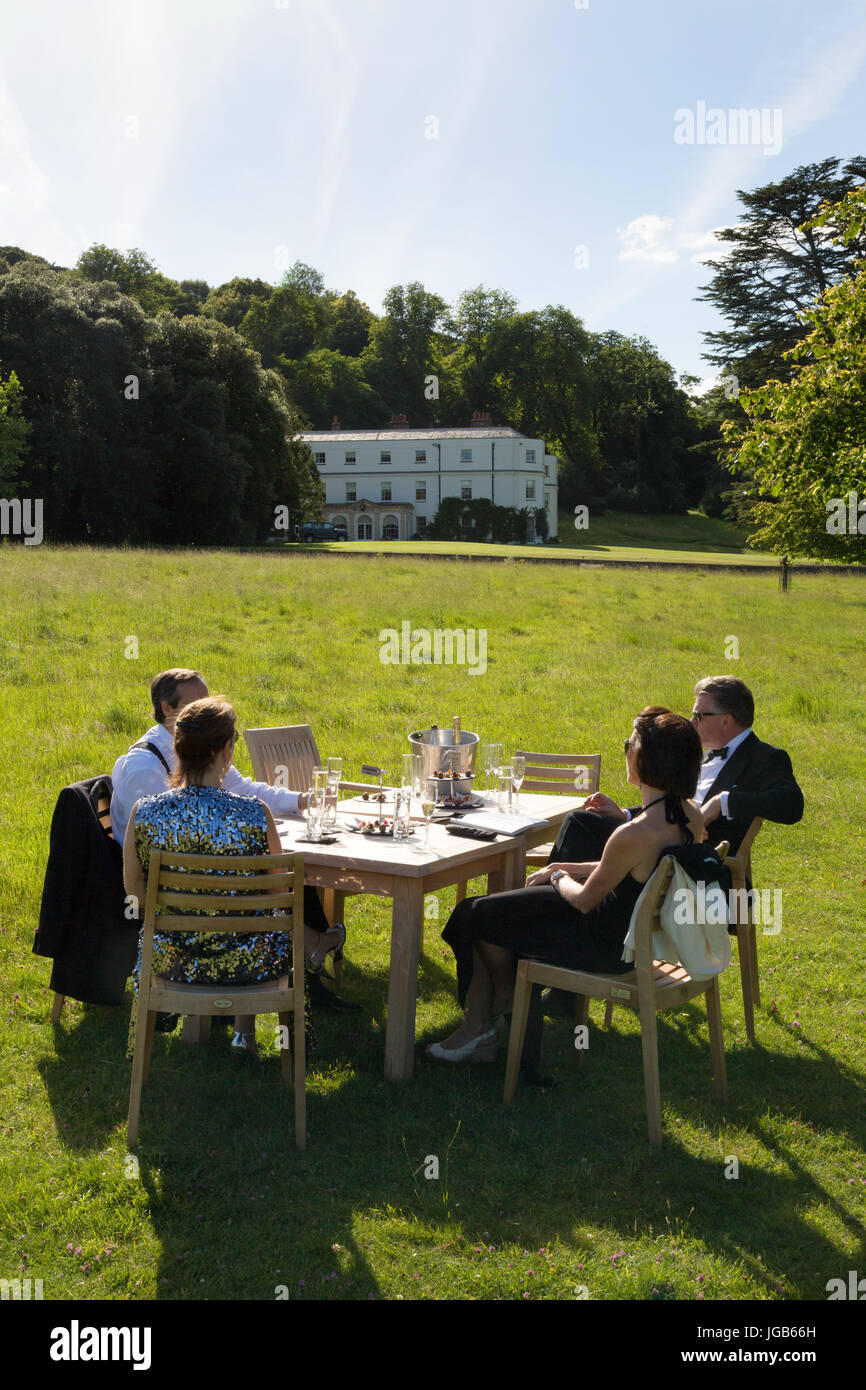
left=547, top=675, right=803, bottom=870
left=540, top=676, right=803, bottom=1013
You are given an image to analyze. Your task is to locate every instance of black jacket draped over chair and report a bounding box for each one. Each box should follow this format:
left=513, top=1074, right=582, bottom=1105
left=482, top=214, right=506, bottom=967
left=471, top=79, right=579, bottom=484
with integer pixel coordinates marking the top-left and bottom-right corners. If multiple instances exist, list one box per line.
left=33, top=776, right=138, bottom=1007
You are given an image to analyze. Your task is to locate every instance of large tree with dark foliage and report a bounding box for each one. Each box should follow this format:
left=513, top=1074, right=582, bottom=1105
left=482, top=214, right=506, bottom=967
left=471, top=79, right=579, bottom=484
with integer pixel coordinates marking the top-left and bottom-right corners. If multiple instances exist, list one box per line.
left=724, top=186, right=866, bottom=561
left=697, top=157, right=866, bottom=388
left=0, top=261, right=321, bottom=544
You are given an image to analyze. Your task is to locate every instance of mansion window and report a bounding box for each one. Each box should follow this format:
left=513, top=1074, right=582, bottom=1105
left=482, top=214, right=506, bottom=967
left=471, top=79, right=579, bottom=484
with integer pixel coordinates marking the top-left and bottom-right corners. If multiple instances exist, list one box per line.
left=415, top=450, right=426, bottom=464
left=460, top=480, right=472, bottom=500
left=460, top=448, right=472, bottom=463
left=345, top=451, right=356, bottom=465
left=380, top=450, right=391, bottom=464
left=381, top=482, right=392, bottom=501
left=382, top=515, right=399, bottom=540
left=526, top=448, right=536, bottom=463
left=314, top=451, right=326, bottom=466
left=416, top=482, right=426, bottom=501
left=526, top=481, right=536, bottom=500
left=416, top=515, right=427, bottom=534
left=346, top=482, right=356, bottom=502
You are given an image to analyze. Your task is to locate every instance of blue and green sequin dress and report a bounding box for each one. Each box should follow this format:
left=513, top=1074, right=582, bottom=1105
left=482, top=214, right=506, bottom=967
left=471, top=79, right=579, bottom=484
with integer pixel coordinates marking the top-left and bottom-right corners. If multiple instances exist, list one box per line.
left=133, top=785, right=292, bottom=985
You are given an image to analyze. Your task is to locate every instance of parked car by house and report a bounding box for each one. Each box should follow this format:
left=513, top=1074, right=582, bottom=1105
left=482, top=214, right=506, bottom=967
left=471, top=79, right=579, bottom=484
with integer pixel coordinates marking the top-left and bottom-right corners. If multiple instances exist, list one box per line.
left=300, top=521, right=348, bottom=542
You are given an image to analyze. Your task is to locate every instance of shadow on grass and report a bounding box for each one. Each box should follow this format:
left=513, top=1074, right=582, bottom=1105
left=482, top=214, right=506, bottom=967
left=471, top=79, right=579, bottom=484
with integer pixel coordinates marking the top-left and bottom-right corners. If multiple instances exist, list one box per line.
left=36, top=983, right=866, bottom=1300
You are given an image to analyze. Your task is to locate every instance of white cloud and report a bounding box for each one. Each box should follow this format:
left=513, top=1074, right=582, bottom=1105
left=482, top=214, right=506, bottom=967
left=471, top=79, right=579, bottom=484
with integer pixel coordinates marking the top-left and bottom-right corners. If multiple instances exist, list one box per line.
left=617, top=214, right=678, bottom=263
left=616, top=217, right=730, bottom=265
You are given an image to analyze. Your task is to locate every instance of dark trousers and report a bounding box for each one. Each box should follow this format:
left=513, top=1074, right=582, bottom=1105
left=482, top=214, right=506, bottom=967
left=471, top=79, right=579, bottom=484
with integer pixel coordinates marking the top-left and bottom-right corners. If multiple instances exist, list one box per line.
left=547, top=809, right=620, bottom=866
left=302, top=885, right=331, bottom=934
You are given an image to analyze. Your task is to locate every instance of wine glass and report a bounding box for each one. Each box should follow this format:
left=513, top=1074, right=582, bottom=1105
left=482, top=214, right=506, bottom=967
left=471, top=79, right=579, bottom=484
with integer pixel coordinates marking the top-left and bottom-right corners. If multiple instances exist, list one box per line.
left=495, top=768, right=512, bottom=814
left=420, top=782, right=436, bottom=846
left=510, top=754, right=526, bottom=812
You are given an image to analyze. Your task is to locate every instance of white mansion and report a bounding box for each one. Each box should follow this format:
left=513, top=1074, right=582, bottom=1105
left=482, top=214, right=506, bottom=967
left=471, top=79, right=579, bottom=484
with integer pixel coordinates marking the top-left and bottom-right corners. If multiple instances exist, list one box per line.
left=301, top=412, right=559, bottom=541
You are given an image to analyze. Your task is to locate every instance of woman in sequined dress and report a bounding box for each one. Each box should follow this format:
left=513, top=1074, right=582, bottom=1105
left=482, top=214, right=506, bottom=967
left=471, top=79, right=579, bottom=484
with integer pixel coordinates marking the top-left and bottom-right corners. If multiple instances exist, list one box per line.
left=123, top=697, right=345, bottom=1058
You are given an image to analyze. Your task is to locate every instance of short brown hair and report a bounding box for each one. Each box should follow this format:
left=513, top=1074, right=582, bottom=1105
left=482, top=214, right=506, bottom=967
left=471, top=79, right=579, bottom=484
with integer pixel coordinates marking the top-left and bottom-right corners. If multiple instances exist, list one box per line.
left=632, top=706, right=702, bottom=798
left=151, top=668, right=204, bottom=724
left=694, top=676, right=754, bottom=729
left=170, top=697, right=235, bottom=787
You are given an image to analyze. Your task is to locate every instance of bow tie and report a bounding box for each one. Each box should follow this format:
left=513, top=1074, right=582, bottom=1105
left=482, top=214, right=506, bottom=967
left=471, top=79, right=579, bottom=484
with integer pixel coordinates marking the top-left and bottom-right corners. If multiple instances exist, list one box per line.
left=703, top=746, right=728, bottom=764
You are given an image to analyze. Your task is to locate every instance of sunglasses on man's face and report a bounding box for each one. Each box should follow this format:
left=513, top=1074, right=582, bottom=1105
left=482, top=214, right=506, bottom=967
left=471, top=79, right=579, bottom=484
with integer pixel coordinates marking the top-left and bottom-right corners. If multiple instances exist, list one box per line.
left=691, top=709, right=725, bottom=722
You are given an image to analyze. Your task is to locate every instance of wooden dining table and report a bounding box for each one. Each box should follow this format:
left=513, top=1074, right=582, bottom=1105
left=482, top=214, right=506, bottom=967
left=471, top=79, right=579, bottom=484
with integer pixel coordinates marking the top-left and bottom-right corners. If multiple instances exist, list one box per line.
left=276, top=792, right=586, bottom=1081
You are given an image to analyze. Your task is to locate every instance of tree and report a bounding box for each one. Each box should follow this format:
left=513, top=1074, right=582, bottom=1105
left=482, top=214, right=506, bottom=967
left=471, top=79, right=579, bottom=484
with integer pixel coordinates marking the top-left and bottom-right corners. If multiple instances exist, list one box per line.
left=697, top=157, right=866, bottom=387
left=203, top=277, right=275, bottom=330
left=282, top=348, right=386, bottom=429
left=280, top=262, right=326, bottom=299
left=495, top=306, right=603, bottom=510
left=724, top=186, right=866, bottom=561
left=0, top=362, right=30, bottom=490
left=447, top=285, right=518, bottom=413
left=180, top=279, right=211, bottom=304
left=322, top=290, right=375, bottom=357
left=0, top=260, right=322, bottom=544
left=238, top=285, right=319, bottom=367
left=362, top=282, right=449, bottom=424
left=74, top=244, right=202, bottom=318
left=588, top=332, right=705, bottom=513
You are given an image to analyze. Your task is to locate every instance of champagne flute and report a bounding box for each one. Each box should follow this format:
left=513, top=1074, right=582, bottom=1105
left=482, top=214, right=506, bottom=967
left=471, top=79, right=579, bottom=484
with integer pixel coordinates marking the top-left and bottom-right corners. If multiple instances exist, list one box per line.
left=324, top=757, right=342, bottom=828
left=420, top=782, right=436, bottom=846
left=484, top=741, right=502, bottom=798
left=510, top=754, right=526, bottom=813
left=305, top=785, right=323, bottom=841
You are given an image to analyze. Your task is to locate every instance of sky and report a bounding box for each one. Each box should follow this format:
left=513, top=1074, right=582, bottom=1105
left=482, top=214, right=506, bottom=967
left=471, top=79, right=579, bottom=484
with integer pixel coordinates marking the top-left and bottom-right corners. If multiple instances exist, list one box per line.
left=2, top=0, right=865, bottom=389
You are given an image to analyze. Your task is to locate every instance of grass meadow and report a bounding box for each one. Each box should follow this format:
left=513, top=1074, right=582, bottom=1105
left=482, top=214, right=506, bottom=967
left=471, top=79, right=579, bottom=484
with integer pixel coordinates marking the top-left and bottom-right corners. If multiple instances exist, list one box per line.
left=303, top=507, right=775, bottom=566
left=0, top=545, right=864, bottom=1303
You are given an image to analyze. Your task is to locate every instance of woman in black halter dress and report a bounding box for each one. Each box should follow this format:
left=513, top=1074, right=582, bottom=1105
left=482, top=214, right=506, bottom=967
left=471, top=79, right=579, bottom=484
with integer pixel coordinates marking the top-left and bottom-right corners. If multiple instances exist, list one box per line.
left=428, top=708, right=707, bottom=1062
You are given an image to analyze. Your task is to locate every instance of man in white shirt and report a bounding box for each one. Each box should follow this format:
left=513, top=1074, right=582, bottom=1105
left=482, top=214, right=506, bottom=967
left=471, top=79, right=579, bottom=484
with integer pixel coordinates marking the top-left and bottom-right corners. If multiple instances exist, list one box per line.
left=110, top=669, right=306, bottom=843
left=112, top=668, right=360, bottom=1014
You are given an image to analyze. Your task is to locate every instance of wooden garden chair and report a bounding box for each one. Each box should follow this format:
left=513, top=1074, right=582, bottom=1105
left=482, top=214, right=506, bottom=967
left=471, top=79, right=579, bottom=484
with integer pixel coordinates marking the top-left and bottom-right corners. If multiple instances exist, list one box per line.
left=519, top=751, right=601, bottom=868
left=126, top=849, right=307, bottom=1150
left=600, top=818, right=764, bottom=1044
left=503, top=855, right=728, bottom=1149
left=244, top=724, right=322, bottom=792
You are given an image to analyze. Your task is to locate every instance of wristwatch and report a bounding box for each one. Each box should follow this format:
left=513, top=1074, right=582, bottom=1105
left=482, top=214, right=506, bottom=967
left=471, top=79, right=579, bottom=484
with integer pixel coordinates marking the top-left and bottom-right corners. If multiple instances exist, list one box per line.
left=550, top=869, right=569, bottom=894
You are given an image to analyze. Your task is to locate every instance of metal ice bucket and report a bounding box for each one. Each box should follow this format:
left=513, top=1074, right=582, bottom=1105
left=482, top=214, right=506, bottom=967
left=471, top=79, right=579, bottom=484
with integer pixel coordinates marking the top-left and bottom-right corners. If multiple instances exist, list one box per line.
left=408, top=727, right=479, bottom=793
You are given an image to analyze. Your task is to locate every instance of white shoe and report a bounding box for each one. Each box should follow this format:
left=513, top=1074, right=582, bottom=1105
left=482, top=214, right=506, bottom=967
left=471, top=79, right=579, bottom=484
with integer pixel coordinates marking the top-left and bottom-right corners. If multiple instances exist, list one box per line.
left=426, top=1028, right=498, bottom=1063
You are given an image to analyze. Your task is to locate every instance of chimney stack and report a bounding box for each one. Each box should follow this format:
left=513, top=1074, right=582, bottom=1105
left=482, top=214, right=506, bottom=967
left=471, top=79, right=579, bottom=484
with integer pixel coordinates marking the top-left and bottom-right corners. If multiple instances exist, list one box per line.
left=331, top=415, right=340, bottom=431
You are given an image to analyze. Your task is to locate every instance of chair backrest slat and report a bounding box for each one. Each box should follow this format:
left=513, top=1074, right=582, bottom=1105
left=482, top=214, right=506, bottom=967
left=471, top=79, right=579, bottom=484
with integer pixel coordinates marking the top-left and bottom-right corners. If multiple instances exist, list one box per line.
left=142, top=851, right=302, bottom=938
left=515, top=751, right=601, bottom=796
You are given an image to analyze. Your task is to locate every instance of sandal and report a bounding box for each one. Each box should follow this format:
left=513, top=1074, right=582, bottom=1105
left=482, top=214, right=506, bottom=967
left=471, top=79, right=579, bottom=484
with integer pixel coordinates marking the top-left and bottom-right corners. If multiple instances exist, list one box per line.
left=305, top=922, right=347, bottom=977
